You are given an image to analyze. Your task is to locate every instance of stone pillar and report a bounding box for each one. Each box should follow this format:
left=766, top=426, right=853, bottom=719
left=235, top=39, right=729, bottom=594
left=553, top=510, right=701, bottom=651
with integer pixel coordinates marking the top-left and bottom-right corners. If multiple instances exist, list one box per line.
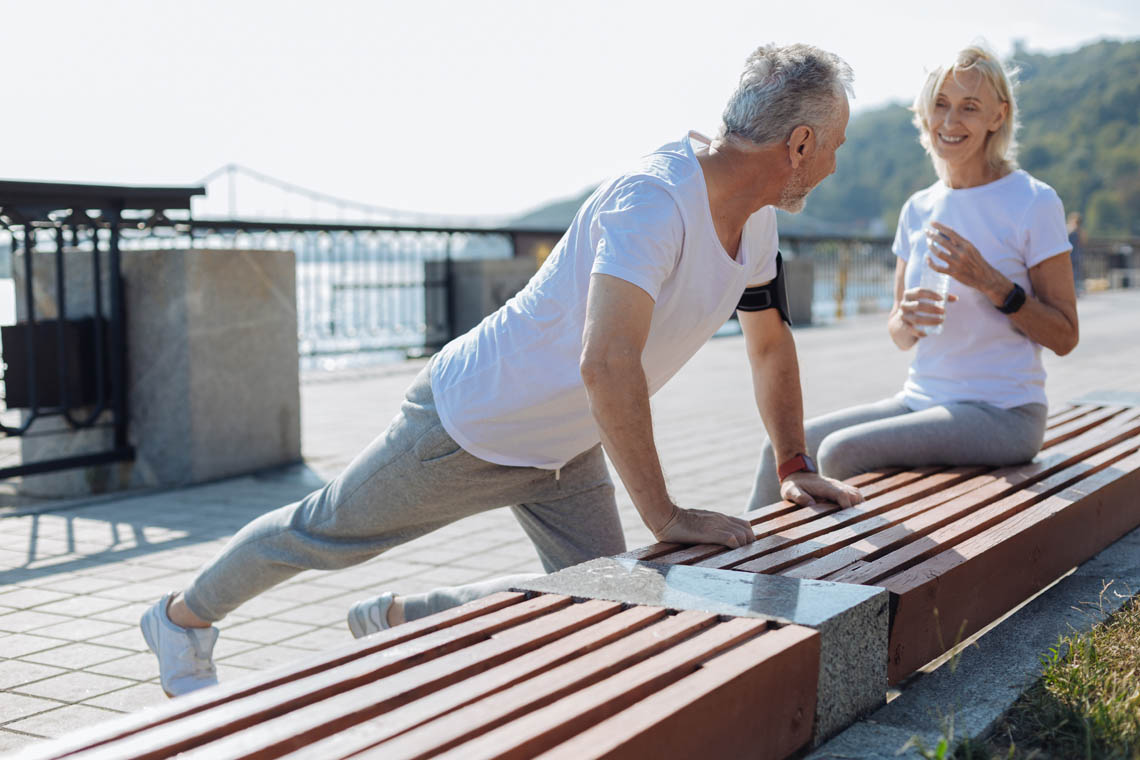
left=12, top=249, right=301, bottom=497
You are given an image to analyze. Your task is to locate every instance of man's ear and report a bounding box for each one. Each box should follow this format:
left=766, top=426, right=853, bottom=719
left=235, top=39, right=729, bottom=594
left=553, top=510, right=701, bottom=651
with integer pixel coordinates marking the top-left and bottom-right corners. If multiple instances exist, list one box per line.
left=786, top=125, right=814, bottom=169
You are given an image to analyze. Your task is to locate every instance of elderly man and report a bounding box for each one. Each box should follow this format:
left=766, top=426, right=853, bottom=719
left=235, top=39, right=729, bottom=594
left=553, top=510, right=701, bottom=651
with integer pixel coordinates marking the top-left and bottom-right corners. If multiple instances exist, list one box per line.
left=141, top=42, right=864, bottom=697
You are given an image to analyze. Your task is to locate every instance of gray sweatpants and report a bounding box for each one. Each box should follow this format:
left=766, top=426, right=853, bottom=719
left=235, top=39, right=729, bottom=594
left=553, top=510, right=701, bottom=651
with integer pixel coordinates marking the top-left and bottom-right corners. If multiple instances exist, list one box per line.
left=747, top=395, right=1048, bottom=511
left=183, top=362, right=625, bottom=624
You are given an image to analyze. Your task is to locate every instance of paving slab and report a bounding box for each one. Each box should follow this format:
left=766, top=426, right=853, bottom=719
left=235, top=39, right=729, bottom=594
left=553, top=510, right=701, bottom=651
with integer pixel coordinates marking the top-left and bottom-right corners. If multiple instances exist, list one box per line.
left=21, top=644, right=131, bottom=671
left=2, top=704, right=121, bottom=738
left=0, top=662, right=65, bottom=691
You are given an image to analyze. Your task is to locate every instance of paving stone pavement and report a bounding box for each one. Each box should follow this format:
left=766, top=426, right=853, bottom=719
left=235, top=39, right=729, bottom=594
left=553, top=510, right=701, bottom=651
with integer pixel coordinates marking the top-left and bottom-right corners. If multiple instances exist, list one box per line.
left=0, top=289, right=1136, bottom=753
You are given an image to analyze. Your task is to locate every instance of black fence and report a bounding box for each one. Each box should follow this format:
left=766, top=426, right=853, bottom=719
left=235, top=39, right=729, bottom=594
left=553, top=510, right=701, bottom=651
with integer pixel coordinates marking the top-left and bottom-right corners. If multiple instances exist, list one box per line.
left=127, top=220, right=562, bottom=366
left=780, top=234, right=897, bottom=323
left=1079, top=238, right=1140, bottom=289
left=0, top=181, right=202, bottom=478
left=781, top=234, right=1140, bottom=323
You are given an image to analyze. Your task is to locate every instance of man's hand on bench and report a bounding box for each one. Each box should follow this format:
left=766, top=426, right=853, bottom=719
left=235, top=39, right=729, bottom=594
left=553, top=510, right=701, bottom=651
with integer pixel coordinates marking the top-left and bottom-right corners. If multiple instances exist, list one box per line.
left=653, top=506, right=757, bottom=548
left=781, top=473, right=864, bottom=508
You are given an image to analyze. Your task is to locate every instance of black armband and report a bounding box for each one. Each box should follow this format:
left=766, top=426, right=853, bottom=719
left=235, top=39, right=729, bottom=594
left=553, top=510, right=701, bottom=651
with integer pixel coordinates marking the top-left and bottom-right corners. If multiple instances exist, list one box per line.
left=736, top=252, right=791, bottom=325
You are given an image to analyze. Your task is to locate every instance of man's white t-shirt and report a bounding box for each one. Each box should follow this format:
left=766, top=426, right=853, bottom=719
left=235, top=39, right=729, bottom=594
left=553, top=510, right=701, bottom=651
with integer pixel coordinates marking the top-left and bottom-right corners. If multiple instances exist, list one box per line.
left=893, top=170, right=1070, bottom=410
left=430, top=132, right=779, bottom=469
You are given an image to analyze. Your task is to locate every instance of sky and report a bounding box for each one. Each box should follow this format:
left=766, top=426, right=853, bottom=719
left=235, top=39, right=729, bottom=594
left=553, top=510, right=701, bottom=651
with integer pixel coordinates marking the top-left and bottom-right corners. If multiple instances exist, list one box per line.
left=2, top=0, right=1139, bottom=223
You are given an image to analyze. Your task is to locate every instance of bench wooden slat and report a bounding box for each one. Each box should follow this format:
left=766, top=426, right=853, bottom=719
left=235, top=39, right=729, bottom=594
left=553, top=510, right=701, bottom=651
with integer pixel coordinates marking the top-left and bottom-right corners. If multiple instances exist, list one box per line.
left=779, top=470, right=1008, bottom=578
left=533, top=625, right=820, bottom=760
left=171, top=598, right=627, bottom=760
left=614, top=542, right=687, bottom=562
left=273, top=605, right=670, bottom=760
left=847, top=466, right=950, bottom=498
left=645, top=467, right=957, bottom=569
left=410, top=617, right=772, bottom=760
left=736, top=467, right=945, bottom=531
left=336, top=610, right=722, bottom=760
left=1041, top=405, right=1127, bottom=448
left=843, top=468, right=905, bottom=487
left=653, top=502, right=845, bottom=566
left=738, top=467, right=909, bottom=522
left=688, top=467, right=976, bottom=571
left=12, top=591, right=533, bottom=760
left=786, top=414, right=1140, bottom=580
left=1045, top=403, right=1098, bottom=428
left=618, top=495, right=841, bottom=564
left=728, top=467, right=989, bottom=574
left=57, top=594, right=574, bottom=760
left=883, top=446, right=1140, bottom=682
left=615, top=468, right=914, bottom=564
left=826, top=436, right=1140, bottom=588
left=739, top=468, right=997, bottom=575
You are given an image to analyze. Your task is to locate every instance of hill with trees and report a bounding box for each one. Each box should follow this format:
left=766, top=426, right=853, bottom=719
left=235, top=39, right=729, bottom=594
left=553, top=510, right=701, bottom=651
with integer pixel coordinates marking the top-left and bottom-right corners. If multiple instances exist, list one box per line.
left=515, top=38, right=1140, bottom=238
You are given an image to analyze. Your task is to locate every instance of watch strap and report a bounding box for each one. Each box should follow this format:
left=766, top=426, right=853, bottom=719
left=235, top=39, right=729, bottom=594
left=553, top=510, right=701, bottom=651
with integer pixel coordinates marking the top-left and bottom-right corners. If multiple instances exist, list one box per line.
left=777, top=453, right=817, bottom=481
left=997, top=282, right=1027, bottom=314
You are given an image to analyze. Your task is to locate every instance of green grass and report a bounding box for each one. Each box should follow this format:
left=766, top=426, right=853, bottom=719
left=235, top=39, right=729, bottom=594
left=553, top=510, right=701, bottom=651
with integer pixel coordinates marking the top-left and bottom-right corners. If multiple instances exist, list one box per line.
left=960, top=587, right=1140, bottom=759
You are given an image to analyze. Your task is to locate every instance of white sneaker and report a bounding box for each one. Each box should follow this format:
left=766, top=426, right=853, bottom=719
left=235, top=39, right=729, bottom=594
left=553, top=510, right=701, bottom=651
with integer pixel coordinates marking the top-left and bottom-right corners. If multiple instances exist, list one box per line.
left=347, top=592, right=395, bottom=639
left=140, top=592, right=219, bottom=697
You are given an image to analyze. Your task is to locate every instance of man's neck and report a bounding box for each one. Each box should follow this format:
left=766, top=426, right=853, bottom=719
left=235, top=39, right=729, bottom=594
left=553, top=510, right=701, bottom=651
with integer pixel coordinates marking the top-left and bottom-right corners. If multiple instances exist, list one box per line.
left=697, top=140, right=789, bottom=260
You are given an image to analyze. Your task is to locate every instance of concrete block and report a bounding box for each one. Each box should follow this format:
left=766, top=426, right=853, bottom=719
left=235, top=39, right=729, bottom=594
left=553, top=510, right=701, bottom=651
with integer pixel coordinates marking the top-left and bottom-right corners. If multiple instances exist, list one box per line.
left=516, top=557, right=889, bottom=744
left=12, top=249, right=301, bottom=496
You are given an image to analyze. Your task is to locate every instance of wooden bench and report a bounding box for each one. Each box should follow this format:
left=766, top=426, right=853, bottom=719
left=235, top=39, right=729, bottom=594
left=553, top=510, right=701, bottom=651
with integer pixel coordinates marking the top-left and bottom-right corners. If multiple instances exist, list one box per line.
left=14, top=592, right=819, bottom=760
left=18, top=398, right=1138, bottom=760
left=622, top=399, right=1140, bottom=684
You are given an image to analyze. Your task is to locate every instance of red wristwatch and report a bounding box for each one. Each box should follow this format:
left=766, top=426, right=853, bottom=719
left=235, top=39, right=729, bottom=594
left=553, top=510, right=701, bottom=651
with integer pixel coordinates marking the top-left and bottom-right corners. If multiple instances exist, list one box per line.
left=778, top=453, right=818, bottom=481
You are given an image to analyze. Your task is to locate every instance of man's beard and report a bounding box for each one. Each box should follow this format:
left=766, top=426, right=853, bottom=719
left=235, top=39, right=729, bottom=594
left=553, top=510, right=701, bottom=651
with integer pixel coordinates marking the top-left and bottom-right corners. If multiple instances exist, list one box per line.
left=776, top=170, right=810, bottom=214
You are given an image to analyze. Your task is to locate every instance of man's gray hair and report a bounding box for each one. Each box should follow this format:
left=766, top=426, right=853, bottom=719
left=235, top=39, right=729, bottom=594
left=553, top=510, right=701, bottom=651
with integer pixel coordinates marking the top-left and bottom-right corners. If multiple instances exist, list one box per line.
left=720, top=44, right=855, bottom=146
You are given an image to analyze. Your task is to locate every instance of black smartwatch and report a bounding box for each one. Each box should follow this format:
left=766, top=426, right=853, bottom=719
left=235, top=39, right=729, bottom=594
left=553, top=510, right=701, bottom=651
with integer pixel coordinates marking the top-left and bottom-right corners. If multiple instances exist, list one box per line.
left=997, top=283, right=1027, bottom=314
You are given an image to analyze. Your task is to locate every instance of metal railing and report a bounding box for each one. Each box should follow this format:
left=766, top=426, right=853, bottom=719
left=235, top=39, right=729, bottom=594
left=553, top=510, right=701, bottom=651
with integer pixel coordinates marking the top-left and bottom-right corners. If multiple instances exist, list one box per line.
left=781, top=234, right=1140, bottom=324
left=126, top=220, right=562, bottom=364
left=1079, top=238, right=1139, bottom=289
left=780, top=234, right=896, bottom=323
left=123, top=226, right=1140, bottom=358
left=0, top=180, right=202, bottom=478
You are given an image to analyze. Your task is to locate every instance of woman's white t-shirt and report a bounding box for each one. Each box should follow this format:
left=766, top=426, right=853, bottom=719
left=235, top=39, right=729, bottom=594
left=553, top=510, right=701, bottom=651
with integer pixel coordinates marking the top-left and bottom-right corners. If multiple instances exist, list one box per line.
left=430, top=132, right=779, bottom=469
left=893, top=170, right=1070, bottom=410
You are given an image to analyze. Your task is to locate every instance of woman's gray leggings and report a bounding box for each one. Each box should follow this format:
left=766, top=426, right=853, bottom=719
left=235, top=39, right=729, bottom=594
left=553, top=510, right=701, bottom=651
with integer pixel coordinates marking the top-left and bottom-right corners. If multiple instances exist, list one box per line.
left=748, top=396, right=1048, bottom=511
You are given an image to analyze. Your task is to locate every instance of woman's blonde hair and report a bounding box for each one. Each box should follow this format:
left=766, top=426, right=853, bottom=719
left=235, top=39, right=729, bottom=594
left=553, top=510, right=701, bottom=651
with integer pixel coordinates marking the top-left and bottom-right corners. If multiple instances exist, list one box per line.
left=911, top=44, right=1019, bottom=180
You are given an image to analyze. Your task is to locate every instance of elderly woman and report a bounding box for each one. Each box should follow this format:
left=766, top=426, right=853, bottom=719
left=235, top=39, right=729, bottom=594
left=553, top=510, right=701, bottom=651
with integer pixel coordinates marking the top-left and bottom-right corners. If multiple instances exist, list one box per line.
left=750, top=44, right=1079, bottom=509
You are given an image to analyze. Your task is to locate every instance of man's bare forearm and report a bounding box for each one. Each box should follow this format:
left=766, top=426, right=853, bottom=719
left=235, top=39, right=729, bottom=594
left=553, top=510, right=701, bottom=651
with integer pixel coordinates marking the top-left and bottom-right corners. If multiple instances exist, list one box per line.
left=740, top=309, right=864, bottom=509
left=580, top=274, right=756, bottom=548
left=749, top=323, right=808, bottom=465
left=581, top=357, right=675, bottom=534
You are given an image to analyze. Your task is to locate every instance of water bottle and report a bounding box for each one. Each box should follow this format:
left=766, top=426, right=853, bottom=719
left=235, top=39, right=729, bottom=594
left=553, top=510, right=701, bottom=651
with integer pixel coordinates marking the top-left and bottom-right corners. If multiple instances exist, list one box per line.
left=917, top=247, right=950, bottom=335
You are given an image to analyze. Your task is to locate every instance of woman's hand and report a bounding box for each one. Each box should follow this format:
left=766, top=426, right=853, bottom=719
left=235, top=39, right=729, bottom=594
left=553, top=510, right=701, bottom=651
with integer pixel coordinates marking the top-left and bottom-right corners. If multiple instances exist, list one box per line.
left=892, top=286, right=958, bottom=338
left=888, top=264, right=959, bottom=350
left=926, top=221, right=1079, bottom=356
left=926, top=222, right=1008, bottom=301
